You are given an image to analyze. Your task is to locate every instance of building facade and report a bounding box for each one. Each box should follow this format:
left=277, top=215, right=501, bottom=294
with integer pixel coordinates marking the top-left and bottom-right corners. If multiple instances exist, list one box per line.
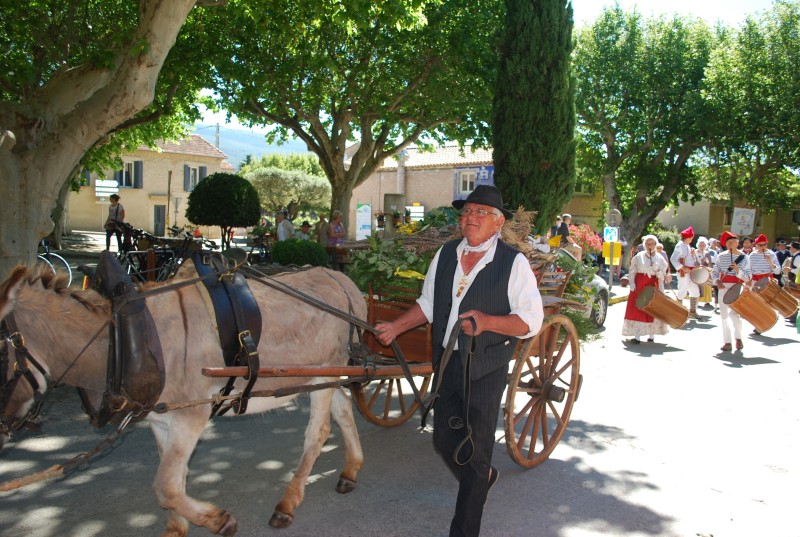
left=349, top=144, right=603, bottom=237
left=69, top=135, right=233, bottom=237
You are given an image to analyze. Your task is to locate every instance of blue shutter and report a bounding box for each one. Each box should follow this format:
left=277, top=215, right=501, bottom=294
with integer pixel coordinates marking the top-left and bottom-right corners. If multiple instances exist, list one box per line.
left=83, top=169, right=91, bottom=186
left=114, top=169, right=122, bottom=184
left=184, top=165, right=190, bottom=191
left=133, top=160, right=144, bottom=189
left=199, top=166, right=207, bottom=180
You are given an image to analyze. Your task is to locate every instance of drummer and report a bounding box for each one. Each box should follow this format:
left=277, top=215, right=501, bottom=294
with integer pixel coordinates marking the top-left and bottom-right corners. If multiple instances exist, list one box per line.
left=749, top=234, right=780, bottom=284
left=712, top=231, right=753, bottom=352
left=622, top=234, right=670, bottom=345
left=696, top=237, right=716, bottom=310
left=670, top=226, right=703, bottom=320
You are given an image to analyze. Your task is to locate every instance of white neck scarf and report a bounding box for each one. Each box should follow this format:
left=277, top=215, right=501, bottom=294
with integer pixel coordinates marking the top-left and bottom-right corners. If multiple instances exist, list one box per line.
left=462, top=231, right=501, bottom=254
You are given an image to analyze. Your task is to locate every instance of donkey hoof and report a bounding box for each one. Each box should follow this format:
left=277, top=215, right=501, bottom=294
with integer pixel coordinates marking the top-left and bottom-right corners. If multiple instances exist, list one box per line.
left=217, top=515, right=238, bottom=536
left=269, top=510, right=294, bottom=529
left=336, top=477, right=357, bottom=494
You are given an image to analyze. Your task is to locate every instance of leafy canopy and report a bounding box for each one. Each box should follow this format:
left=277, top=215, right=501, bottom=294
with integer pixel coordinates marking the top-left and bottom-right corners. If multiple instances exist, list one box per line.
left=186, top=172, right=261, bottom=228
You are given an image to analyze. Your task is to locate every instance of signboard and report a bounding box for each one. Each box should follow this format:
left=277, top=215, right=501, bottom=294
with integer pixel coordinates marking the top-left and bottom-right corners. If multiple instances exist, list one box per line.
left=731, top=207, right=756, bottom=236
left=602, top=241, right=622, bottom=264
left=603, top=226, right=619, bottom=243
left=405, top=204, right=425, bottom=222
left=605, top=208, right=622, bottom=227
left=95, top=179, right=119, bottom=197
left=356, top=203, right=372, bottom=240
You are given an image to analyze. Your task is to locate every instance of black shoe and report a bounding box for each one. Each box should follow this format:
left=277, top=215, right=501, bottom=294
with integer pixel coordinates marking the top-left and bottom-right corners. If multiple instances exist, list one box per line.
left=628, top=338, right=640, bottom=345
left=647, top=338, right=654, bottom=343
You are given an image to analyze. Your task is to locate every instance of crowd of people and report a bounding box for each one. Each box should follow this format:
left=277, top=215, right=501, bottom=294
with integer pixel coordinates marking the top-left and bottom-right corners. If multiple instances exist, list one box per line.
left=259, top=208, right=347, bottom=249
left=620, top=225, right=799, bottom=351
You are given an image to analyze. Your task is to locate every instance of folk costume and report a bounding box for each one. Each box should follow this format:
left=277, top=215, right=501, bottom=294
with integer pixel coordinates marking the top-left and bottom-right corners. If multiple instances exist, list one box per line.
left=623, top=236, right=670, bottom=343
left=748, top=234, right=780, bottom=283
left=711, top=231, right=753, bottom=351
left=670, top=226, right=702, bottom=319
left=395, top=186, right=543, bottom=537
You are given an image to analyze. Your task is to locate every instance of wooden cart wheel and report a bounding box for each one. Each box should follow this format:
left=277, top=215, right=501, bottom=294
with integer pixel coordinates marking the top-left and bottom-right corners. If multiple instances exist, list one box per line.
left=351, top=371, right=432, bottom=428
left=504, top=314, right=581, bottom=468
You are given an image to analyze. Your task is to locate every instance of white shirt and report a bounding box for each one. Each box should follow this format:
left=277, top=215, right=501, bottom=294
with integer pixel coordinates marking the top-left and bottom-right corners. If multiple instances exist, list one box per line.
left=670, top=241, right=697, bottom=271
left=277, top=219, right=295, bottom=241
left=416, top=239, right=544, bottom=346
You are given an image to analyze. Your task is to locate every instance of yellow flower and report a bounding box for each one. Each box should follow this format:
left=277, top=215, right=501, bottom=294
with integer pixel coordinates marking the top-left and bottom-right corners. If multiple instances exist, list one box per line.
left=394, top=269, right=426, bottom=280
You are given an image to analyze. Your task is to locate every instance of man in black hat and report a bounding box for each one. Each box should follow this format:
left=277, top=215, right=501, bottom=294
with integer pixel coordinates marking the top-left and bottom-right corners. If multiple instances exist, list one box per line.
left=784, top=242, right=800, bottom=322
left=375, top=185, right=543, bottom=537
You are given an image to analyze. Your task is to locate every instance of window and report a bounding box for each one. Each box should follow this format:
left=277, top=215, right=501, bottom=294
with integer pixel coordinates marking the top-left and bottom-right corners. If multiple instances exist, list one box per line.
left=459, top=171, right=476, bottom=195
left=574, top=179, right=595, bottom=195
left=188, top=167, right=199, bottom=191
left=120, top=162, right=134, bottom=187
left=114, top=160, right=143, bottom=188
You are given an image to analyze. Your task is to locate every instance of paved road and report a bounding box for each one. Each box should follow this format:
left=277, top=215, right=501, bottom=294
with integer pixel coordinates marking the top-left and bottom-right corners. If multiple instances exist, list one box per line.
left=1, top=259, right=798, bottom=537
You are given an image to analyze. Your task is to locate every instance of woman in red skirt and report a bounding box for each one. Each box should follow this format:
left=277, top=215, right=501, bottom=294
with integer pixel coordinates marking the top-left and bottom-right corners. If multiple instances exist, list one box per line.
left=623, top=235, right=671, bottom=344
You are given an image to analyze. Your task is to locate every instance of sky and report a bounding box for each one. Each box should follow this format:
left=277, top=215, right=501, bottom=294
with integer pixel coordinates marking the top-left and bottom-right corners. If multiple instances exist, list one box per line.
left=200, top=0, right=778, bottom=131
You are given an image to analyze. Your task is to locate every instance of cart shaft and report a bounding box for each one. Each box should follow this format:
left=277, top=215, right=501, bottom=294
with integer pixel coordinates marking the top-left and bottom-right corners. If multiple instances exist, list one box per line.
left=202, top=364, right=433, bottom=379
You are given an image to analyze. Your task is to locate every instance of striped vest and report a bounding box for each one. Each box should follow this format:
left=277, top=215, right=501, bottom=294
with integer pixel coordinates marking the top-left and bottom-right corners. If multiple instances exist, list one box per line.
left=432, top=239, right=519, bottom=380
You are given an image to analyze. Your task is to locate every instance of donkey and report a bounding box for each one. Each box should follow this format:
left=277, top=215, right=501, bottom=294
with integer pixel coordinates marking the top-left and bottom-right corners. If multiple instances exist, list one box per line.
left=0, top=262, right=366, bottom=536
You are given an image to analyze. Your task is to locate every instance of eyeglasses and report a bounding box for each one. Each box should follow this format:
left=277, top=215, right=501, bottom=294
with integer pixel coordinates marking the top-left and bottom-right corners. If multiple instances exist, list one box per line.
left=460, top=207, right=499, bottom=218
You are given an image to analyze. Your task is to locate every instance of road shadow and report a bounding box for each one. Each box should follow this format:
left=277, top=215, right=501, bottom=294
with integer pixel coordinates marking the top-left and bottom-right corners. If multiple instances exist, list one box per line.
left=622, top=340, right=683, bottom=356
left=748, top=332, right=798, bottom=347
left=714, top=351, right=779, bottom=368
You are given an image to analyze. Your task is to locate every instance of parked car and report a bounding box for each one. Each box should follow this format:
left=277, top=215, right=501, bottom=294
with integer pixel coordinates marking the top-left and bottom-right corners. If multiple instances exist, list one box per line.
left=558, top=249, right=609, bottom=328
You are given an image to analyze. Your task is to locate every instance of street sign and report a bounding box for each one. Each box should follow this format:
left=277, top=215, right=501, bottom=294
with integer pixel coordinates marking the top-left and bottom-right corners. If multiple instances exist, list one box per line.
left=603, top=226, right=619, bottom=242
left=602, top=241, right=622, bottom=264
left=95, top=179, right=119, bottom=197
left=605, top=208, right=622, bottom=227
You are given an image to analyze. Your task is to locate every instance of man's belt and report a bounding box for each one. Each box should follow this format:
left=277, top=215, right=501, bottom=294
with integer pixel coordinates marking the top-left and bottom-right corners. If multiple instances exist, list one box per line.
left=752, top=273, right=772, bottom=281
left=721, top=275, right=741, bottom=284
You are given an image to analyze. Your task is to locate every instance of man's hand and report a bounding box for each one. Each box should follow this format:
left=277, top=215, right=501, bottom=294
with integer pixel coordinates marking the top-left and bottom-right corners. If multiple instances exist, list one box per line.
left=374, top=322, right=397, bottom=347
left=458, top=310, right=486, bottom=336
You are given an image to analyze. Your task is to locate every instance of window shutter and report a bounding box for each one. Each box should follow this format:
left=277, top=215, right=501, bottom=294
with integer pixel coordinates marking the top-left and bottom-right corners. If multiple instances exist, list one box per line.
left=184, top=165, right=190, bottom=191
left=199, top=166, right=207, bottom=180
left=114, top=169, right=122, bottom=184
left=134, top=160, right=144, bottom=189
left=83, top=169, right=91, bottom=186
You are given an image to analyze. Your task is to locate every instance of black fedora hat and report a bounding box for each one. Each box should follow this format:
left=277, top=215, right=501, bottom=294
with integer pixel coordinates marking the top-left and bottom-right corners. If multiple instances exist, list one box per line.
left=452, top=185, right=513, bottom=219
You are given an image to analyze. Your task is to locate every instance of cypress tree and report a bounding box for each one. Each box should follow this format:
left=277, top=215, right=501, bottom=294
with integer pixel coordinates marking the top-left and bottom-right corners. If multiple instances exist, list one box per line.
left=493, top=0, right=576, bottom=234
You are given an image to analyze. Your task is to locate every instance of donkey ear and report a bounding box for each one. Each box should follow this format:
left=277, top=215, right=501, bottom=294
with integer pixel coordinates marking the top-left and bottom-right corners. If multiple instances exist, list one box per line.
left=0, top=265, right=29, bottom=317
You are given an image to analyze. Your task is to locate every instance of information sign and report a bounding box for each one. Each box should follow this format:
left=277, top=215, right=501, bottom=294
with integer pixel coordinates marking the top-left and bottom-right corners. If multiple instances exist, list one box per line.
left=603, top=226, right=619, bottom=243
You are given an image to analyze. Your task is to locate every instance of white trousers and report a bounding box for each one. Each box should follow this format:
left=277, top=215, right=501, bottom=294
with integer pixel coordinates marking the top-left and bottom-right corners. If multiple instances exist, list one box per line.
left=675, top=271, right=700, bottom=299
left=718, top=284, right=742, bottom=343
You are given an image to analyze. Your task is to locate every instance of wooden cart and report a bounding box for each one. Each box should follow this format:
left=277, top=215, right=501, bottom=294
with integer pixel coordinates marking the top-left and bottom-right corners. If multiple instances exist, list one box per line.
left=351, top=279, right=581, bottom=468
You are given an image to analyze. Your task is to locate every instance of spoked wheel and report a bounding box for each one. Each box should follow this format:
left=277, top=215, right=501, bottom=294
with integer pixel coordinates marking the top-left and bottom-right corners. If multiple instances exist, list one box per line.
left=504, top=314, right=581, bottom=468
left=351, top=369, right=432, bottom=427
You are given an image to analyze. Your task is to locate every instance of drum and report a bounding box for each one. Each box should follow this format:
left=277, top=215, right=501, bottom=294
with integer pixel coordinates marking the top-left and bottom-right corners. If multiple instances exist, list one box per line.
left=690, top=267, right=711, bottom=285
left=722, top=284, right=778, bottom=333
left=753, top=278, right=799, bottom=318
left=636, top=286, right=689, bottom=329
left=786, top=282, right=800, bottom=300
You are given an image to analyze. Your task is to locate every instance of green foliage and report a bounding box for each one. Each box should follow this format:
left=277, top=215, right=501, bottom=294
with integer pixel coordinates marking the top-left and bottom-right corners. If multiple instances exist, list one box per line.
left=347, top=235, right=432, bottom=292
left=418, top=206, right=461, bottom=229
left=186, top=172, right=261, bottom=230
left=242, top=166, right=331, bottom=216
left=241, top=153, right=325, bottom=178
left=654, top=229, right=681, bottom=255
left=207, top=0, right=503, bottom=226
left=493, top=0, right=576, bottom=235
left=271, top=239, right=329, bottom=267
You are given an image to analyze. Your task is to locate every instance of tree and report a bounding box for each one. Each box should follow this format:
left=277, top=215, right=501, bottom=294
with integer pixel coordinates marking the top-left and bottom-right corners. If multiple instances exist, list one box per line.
left=243, top=153, right=325, bottom=178
left=207, top=0, right=503, bottom=233
left=0, top=0, right=219, bottom=274
left=493, top=0, right=576, bottom=235
left=243, top=166, right=331, bottom=219
left=574, top=7, right=714, bottom=261
left=186, top=172, right=261, bottom=249
left=699, top=1, right=800, bottom=210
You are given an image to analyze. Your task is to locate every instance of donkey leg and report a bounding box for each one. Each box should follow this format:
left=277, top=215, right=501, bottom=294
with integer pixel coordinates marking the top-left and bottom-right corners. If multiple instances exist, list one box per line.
left=330, top=387, right=364, bottom=493
left=149, top=411, right=239, bottom=537
left=270, top=386, right=335, bottom=528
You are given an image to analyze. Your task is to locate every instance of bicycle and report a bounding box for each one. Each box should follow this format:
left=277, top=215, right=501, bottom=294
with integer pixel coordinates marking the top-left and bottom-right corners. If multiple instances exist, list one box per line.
left=37, top=239, right=73, bottom=286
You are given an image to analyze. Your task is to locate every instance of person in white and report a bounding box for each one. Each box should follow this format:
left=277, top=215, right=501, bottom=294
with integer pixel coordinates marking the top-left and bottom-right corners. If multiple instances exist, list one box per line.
left=711, top=231, right=752, bottom=352
left=670, top=226, right=702, bottom=320
left=622, top=235, right=670, bottom=344
left=275, top=210, right=295, bottom=241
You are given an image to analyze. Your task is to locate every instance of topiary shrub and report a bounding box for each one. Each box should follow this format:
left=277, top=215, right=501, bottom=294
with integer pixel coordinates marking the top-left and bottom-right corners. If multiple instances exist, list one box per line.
left=271, top=239, right=329, bottom=267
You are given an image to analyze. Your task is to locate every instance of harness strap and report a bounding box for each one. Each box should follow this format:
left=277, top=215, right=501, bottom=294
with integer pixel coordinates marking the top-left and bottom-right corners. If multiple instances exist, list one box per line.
left=420, top=317, right=477, bottom=466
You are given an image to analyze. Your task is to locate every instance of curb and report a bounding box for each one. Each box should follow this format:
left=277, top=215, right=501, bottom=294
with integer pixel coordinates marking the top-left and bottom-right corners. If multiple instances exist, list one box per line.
left=609, top=295, right=628, bottom=305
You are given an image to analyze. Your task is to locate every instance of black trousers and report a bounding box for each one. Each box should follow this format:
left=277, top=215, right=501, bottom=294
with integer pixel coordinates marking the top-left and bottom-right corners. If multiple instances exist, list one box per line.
left=432, top=352, right=508, bottom=537
left=106, top=228, right=122, bottom=251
